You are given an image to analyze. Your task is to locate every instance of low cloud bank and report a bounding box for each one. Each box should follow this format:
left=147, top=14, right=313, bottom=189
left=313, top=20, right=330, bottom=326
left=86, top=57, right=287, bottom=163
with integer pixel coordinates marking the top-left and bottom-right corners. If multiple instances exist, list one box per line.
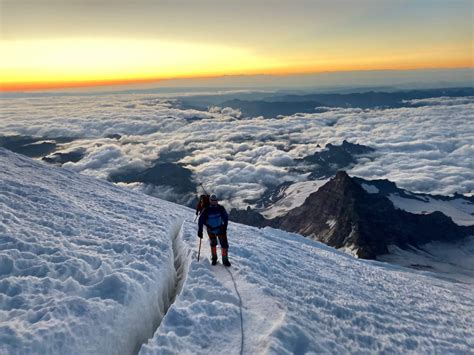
left=1, top=93, right=472, bottom=207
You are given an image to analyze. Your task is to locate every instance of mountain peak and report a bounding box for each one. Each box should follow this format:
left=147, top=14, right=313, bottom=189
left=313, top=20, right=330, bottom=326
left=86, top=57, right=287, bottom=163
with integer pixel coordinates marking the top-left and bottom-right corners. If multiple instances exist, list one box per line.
left=334, top=170, right=350, bottom=181
left=231, top=171, right=474, bottom=259
left=332, top=170, right=358, bottom=187
left=314, top=170, right=364, bottom=205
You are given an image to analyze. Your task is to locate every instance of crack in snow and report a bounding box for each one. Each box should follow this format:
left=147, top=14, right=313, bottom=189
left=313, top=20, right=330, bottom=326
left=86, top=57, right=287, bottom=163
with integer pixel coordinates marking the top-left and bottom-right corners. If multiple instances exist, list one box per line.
left=135, top=219, right=190, bottom=354
left=169, top=220, right=189, bottom=304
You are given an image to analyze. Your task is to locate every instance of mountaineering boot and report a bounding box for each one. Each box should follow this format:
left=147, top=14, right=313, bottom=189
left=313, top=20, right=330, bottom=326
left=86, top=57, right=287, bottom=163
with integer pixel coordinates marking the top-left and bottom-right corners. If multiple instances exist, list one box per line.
left=211, top=245, right=218, bottom=265
left=222, top=248, right=231, bottom=266
left=222, top=256, right=231, bottom=267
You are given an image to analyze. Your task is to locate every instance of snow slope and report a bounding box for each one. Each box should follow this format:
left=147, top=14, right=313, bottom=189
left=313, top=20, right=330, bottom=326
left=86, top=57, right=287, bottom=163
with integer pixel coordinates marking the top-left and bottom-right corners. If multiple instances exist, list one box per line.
left=261, top=180, right=327, bottom=219
left=0, top=148, right=190, bottom=354
left=1, top=148, right=474, bottom=354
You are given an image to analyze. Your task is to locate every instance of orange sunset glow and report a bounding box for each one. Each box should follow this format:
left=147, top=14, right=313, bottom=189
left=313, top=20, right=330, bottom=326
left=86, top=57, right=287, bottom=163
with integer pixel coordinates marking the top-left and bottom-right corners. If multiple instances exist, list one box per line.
left=1, top=0, right=472, bottom=91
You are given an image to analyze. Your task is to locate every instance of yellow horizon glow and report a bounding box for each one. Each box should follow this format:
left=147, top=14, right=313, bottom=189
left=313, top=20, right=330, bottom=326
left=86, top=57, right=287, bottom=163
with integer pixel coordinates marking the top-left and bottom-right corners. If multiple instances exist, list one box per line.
left=0, top=38, right=282, bottom=82
left=1, top=38, right=472, bottom=92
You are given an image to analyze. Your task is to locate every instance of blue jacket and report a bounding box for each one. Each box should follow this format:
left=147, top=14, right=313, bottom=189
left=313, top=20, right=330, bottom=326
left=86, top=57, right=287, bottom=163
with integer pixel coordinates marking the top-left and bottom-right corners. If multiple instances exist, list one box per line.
left=198, top=204, right=228, bottom=235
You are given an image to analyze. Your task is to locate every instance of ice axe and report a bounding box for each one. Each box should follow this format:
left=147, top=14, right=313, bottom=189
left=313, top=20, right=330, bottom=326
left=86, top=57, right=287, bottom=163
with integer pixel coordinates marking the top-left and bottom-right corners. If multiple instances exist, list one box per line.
left=199, top=182, right=209, bottom=195
left=197, top=238, right=202, bottom=262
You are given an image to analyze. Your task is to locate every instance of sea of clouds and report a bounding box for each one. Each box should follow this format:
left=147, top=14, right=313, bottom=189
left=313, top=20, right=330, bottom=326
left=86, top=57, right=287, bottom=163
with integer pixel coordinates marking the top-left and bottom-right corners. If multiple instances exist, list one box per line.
left=1, top=92, right=473, bottom=207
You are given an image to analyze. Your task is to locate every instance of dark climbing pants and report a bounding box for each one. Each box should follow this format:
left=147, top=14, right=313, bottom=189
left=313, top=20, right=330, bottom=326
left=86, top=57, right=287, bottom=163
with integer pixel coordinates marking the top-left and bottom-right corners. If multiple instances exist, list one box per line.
left=207, top=232, right=229, bottom=259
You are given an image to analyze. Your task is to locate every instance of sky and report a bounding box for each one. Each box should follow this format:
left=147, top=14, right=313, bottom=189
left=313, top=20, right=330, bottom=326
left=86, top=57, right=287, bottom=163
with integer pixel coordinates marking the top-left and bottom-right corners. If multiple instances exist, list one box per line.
left=1, top=0, right=473, bottom=91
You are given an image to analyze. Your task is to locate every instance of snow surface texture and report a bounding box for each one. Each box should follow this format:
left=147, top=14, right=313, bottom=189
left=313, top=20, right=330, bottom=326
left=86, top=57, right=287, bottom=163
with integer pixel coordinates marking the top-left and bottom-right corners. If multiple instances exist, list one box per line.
left=0, top=94, right=473, bottom=208
left=142, top=224, right=474, bottom=354
left=1, top=149, right=474, bottom=354
left=0, top=148, right=189, bottom=354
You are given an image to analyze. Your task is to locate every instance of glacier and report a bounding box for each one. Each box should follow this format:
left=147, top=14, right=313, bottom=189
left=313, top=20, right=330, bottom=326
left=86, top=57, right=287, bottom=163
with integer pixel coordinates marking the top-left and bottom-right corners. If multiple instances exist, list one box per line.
left=0, top=147, right=473, bottom=354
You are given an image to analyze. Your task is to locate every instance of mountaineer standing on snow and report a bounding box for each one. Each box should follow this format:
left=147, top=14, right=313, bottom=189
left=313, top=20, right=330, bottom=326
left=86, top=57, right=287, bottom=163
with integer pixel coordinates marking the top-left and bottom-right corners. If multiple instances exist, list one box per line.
left=198, top=194, right=231, bottom=266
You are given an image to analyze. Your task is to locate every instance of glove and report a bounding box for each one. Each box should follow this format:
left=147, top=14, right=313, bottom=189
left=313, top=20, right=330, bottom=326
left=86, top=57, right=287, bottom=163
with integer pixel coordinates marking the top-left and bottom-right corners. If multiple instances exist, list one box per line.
left=198, top=231, right=203, bottom=239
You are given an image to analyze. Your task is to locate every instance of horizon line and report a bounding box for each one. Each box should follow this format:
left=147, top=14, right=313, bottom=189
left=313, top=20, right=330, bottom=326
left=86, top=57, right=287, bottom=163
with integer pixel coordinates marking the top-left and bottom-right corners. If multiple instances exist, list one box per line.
left=1, top=65, right=473, bottom=93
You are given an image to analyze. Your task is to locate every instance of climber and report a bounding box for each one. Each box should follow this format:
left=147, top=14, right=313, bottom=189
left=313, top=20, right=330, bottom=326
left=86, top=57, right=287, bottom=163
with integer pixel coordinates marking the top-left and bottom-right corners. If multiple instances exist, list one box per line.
left=197, top=193, right=231, bottom=266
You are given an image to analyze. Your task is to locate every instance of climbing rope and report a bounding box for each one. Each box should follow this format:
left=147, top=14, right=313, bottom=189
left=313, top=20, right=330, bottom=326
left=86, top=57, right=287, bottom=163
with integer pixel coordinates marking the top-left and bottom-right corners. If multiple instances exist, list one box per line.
left=225, top=268, right=244, bottom=355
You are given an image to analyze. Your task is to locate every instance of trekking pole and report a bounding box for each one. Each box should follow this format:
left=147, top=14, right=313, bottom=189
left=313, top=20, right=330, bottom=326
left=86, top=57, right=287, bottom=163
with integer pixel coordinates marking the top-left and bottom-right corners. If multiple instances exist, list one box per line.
left=197, top=238, right=202, bottom=262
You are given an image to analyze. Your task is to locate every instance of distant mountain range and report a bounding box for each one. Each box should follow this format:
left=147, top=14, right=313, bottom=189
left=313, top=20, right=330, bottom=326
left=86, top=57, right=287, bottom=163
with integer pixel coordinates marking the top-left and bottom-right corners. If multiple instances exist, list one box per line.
left=181, top=87, right=474, bottom=118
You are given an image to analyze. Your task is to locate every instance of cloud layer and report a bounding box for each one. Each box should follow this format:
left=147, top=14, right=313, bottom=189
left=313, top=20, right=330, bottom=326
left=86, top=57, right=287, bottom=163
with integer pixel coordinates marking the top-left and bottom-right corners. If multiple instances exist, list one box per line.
left=1, top=93, right=473, bottom=208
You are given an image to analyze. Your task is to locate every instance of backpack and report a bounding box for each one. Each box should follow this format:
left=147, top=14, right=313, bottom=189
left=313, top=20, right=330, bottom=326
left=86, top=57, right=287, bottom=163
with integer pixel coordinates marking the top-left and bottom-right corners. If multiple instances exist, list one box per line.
left=195, top=194, right=210, bottom=216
